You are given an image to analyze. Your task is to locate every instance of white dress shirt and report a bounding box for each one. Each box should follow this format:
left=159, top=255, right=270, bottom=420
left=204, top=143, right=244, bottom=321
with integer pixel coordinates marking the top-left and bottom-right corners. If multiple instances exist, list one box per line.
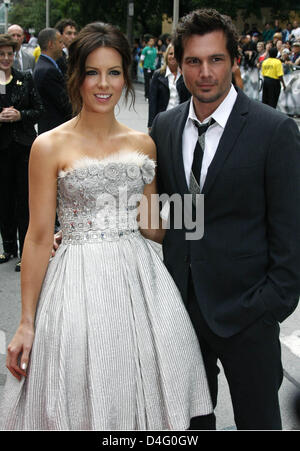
left=165, top=66, right=181, bottom=111
left=182, top=84, right=237, bottom=191
left=160, top=85, right=237, bottom=222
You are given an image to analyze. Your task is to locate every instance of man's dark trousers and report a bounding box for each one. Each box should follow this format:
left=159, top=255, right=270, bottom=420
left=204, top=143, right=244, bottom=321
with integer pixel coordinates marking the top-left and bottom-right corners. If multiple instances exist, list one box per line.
left=187, top=274, right=283, bottom=430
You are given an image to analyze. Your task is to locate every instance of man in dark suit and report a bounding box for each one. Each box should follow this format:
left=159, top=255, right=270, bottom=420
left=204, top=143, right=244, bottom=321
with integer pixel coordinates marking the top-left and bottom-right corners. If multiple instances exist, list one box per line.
left=33, top=28, right=72, bottom=134
left=151, top=9, right=300, bottom=430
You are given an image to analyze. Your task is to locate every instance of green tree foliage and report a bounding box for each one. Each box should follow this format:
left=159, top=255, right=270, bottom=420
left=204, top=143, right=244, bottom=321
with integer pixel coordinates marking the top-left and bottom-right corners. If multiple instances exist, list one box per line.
left=8, top=0, right=300, bottom=35
left=8, top=0, right=46, bottom=32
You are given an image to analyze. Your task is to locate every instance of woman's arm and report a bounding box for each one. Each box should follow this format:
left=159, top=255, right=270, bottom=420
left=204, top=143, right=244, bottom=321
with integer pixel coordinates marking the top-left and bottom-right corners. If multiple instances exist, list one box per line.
left=6, top=134, right=58, bottom=381
left=279, top=75, right=286, bottom=90
left=138, top=135, right=166, bottom=244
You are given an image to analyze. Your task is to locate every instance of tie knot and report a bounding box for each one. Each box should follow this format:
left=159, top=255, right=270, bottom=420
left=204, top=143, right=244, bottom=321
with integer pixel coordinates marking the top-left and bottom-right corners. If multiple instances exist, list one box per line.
left=193, top=118, right=215, bottom=137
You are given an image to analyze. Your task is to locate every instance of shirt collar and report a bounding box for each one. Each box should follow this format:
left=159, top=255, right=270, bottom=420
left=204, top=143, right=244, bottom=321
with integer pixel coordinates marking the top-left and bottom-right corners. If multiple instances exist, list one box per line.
left=188, top=84, right=237, bottom=128
left=165, top=66, right=180, bottom=78
left=41, top=53, right=59, bottom=67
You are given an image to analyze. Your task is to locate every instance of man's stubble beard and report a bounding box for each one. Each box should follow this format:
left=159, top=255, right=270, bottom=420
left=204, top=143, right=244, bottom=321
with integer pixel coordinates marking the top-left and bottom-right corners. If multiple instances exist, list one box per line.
left=193, top=82, right=231, bottom=105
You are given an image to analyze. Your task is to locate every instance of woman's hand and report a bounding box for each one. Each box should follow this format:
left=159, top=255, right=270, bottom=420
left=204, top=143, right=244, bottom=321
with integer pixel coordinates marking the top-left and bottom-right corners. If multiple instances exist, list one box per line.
left=51, top=230, right=62, bottom=257
left=6, top=324, right=34, bottom=381
left=0, top=106, right=21, bottom=122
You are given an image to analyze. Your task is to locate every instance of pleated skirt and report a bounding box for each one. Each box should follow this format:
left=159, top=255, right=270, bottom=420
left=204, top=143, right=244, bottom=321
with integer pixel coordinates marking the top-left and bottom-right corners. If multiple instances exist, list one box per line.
left=0, top=234, right=212, bottom=430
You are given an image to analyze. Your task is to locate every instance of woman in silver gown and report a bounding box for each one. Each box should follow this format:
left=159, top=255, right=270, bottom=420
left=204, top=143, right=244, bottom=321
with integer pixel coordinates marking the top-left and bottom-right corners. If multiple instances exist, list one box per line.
left=0, top=22, right=212, bottom=430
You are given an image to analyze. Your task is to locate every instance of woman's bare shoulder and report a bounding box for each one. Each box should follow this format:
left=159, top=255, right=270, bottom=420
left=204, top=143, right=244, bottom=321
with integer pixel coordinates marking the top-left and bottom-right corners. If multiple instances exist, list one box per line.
left=125, top=127, right=156, bottom=161
left=31, top=121, right=76, bottom=163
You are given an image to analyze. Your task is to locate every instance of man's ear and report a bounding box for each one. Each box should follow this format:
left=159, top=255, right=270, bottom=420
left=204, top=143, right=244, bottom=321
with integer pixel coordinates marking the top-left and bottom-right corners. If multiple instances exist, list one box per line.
left=232, top=57, right=238, bottom=73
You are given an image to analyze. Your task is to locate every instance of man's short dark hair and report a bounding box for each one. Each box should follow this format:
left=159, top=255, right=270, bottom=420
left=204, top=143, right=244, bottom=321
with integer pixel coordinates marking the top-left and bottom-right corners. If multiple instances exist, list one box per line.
left=269, top=47, right=278, bottom=58
left=173, top=8, right=239, bottom=66
left=55, top=18, right=77, bottom=34
left=38, top=28, right=58, bottom=51
left=145, top=36, right=154, bottom=44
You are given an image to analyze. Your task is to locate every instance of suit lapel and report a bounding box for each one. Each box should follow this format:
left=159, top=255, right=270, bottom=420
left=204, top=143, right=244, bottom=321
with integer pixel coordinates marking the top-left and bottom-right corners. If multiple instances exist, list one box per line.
left=171, top=100, right=190, bottom=195
left=39, top=55, right=63, bottom=79
left=202, top=89, right=249, bottom=195
left=158, top=74, right=169, bottom=89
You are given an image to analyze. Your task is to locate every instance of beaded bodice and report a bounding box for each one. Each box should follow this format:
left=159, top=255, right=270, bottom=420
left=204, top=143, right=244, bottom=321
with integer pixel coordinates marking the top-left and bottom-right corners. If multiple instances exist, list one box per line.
left=57, top=152, right=156, bottom=244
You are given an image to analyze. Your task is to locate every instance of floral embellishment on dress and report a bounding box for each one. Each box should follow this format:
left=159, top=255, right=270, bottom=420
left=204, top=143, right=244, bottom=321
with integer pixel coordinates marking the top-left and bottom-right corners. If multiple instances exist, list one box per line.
left=127, top=164, right=141, bottom=180
left=141, top=159, right=156, bottom=184
left=105, top=181, right=122, bottom=196
left=56, top=153, right=157, bottom=243
left=88, top=164, right=102, bottom=176
left=104, top=163, right=121, bottom=180
left=16, top=80, right=23, bottom=86
left=76, top=167, right=89, bottom=180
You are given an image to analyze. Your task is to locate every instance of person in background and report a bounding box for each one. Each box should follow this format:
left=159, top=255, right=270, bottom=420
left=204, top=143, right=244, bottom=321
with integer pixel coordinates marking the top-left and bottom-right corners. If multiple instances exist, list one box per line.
left=291, top=20, right=300, bottom=41
left=282, top=22, right=293, bottom=43
left=257, top=40, right=272, bottom=69
left=33, top=28, right=72, bottom=134
left=140, top=36, right=157, bottom=101
left=273, top=19, right=282, bottom=34
left=33, top=45, right=41, bottom=62
left=262, top=22, right=275, bottom=42
left=148, top=43, right=191, bottom=130
left=261, top=46, right=286, bottom=108
left=54, top=18, right=78, bottom=76
left=249, top=32, right=259, bottom=50
left=280, top=48, right=293, bottom=74
left=276, top=40, right=283, bottom=58
left=131, top=38, right=141, bottom=81
left=27, top=33, right=38, bottom=49
left=7, top=24, right=35, bottom=73
left=155, top=38, right=166, bottom=69
left=273, top=32, right=282, bottom=47
left=241, top=34, right=257, bottom=69
left=5, top=23, right=36, bottom=256
left=291, top=41, right=300, bottom=66
left=256, top=41, right=265, bottom=64
left=0, top=34, right=44, bottom=271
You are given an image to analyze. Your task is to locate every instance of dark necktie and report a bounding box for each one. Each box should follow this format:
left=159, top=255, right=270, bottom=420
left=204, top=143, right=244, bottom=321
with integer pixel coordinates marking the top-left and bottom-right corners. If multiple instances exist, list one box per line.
left=190, top=118, right=215, bottom=188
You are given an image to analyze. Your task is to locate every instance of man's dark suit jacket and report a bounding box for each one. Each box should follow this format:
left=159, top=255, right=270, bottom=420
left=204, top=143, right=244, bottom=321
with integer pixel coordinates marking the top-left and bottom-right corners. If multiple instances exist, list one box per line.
left=56, top=52, right=68, bottom=78
left=151, top=88, right=300, bottom=337
left=33, top=54, right=72, bottom=134
left=148, top=70, right=191, bottom=127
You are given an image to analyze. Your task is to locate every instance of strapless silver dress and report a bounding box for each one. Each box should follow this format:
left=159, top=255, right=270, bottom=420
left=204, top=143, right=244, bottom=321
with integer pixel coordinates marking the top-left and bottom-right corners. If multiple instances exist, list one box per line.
left=0, top=151, right=212, bottom=430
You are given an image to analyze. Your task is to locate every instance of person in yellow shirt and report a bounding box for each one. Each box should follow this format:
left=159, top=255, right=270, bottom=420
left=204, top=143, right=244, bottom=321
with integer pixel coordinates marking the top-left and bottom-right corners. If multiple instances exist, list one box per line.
left=33, top=45, right=41, bottom=62
left=261, top=47, right=286, bottom=108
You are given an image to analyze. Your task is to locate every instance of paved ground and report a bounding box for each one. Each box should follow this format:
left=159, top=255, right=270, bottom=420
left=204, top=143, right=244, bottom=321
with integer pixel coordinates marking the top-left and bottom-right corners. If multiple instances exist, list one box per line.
left=0, top=83, right=299, bottom=430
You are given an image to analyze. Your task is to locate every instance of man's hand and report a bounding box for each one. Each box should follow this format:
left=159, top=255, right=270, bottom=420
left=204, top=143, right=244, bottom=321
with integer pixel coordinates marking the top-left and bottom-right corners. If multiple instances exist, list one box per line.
left=52, top=230, right=62, bottom=257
